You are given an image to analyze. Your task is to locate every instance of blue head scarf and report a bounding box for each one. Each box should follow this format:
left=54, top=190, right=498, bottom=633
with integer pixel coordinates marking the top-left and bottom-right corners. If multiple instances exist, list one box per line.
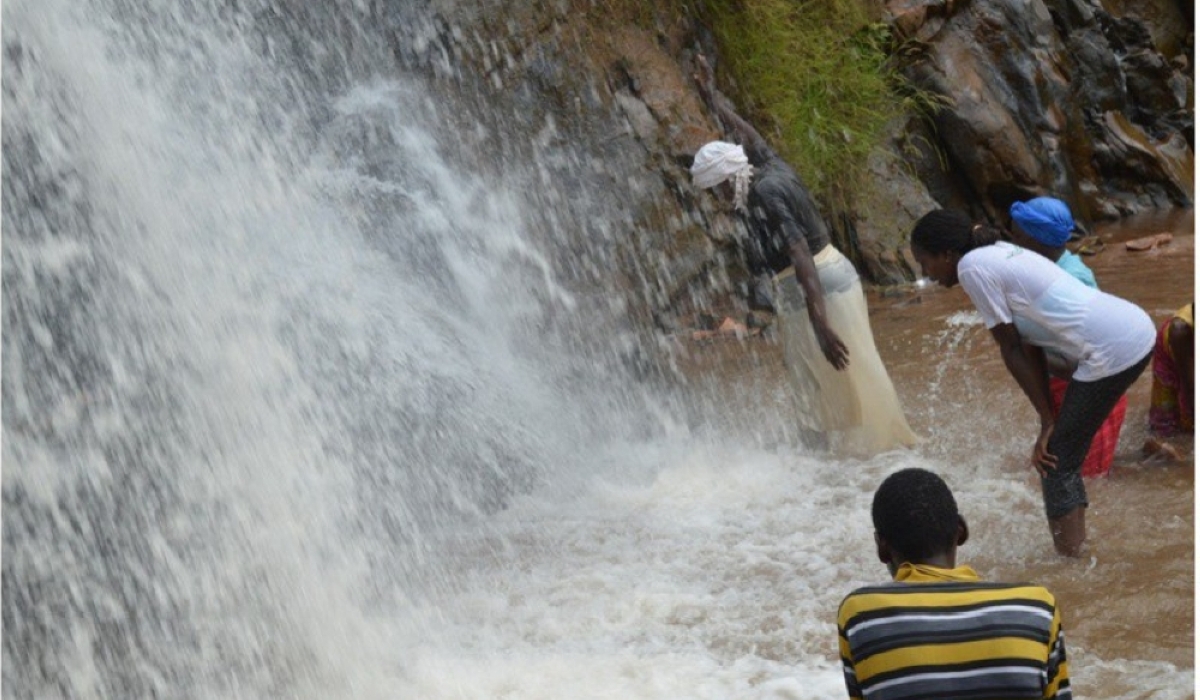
left=1009, top=197, right=1075, bottom=247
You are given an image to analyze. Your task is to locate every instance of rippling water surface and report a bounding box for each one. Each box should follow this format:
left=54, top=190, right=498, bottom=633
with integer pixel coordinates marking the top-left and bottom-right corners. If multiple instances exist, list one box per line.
left=3, top=1, right=1192, bottom=698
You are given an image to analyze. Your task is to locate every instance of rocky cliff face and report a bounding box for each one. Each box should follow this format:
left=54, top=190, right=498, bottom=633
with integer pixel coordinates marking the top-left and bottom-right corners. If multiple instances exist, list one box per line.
left=277, top=0, right=1191, bottom=336
left=890, top=0, right=1192, bottom=224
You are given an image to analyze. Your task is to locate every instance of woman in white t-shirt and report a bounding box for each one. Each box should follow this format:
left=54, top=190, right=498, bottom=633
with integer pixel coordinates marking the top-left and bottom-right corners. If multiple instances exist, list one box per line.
left=909, top=209, right=1155, bottom=557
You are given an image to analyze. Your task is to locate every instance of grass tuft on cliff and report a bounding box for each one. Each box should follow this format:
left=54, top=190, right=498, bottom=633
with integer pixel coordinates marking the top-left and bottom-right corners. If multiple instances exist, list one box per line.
left=582, top=0, right=934, bottom=212
left=699, top=0, right=906, bottom=206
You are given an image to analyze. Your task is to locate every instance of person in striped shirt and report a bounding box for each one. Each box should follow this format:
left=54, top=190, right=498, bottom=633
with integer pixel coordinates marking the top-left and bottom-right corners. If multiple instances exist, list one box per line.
left=837, top=468, right=1072, bottom=700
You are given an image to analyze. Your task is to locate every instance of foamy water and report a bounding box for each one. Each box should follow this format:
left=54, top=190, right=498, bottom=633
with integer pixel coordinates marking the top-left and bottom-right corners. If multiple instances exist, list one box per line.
left=3, top=1, right=1192, bottom=698
left=353, top=440, right=1193, bottom=699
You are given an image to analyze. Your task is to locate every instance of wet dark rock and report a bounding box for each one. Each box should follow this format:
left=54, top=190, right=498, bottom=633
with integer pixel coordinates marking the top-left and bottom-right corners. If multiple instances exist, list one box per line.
left=889, top=0, right=956, bottom=42
left=1093, top=111, right=1193, bottom=208
left=391, top=0, right=1191, bottom=332
left=1122, top=49, right=1187, bottom=130
left=1045, top=0, right=1098, bottom=27
left=887, top=0, right=1192, bottom=224
left=745, top=310, right=774, bottom=330
left=1066, top=26, right=1125, bottom=112
left=747, top=274, right=775, bottom=312
left=292, top=0, right=1191, bottom=347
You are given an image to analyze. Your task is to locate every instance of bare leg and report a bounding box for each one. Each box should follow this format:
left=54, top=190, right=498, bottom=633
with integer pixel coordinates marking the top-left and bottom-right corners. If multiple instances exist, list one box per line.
left=1049, top=507, right=1086, bottom=557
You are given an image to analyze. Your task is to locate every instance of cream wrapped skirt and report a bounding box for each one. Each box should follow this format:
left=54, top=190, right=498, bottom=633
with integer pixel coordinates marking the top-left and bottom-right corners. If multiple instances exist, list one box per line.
left=773, top=245, right=919, bottom=456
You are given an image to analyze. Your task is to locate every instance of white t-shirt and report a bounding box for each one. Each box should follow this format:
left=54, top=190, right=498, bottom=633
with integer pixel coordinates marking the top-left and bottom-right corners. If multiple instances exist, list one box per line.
left=958, top=242, right=1155, bottom=381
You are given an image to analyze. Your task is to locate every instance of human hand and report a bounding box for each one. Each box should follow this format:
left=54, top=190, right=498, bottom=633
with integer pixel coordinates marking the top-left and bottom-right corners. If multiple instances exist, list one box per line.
left=815, top=322, right=850, bottom=371
left=1030, top=421, right=1057, bottom=477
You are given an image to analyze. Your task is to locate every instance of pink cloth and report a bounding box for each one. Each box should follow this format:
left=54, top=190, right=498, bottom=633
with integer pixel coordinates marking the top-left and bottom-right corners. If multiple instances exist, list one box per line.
left=1148, top=314, right=1194, bottom=436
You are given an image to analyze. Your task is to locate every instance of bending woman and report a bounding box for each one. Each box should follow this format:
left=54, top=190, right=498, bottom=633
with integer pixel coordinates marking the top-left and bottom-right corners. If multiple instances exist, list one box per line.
left=909, top=209, right=1155, bottom=556
left=1008, top=196, right=1127, bottom=478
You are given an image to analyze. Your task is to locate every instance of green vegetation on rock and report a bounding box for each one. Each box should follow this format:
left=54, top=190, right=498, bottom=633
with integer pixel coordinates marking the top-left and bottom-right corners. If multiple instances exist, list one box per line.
left=583, top=0, right=930, bottom=212
left=699, top=0, right=908, bottom=206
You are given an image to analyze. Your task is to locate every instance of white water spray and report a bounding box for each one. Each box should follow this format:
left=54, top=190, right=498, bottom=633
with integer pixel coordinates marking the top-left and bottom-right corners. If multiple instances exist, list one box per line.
left=3, top=2, right=1192, bottom=699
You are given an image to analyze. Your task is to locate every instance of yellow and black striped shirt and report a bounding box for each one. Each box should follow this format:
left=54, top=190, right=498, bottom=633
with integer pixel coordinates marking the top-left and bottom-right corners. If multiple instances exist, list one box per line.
left=837, top=563, right=1071, bottom=700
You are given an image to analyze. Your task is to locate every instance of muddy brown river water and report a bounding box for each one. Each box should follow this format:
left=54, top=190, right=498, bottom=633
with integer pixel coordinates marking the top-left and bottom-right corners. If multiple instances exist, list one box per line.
left=676, top=208, right=1194, bottom=696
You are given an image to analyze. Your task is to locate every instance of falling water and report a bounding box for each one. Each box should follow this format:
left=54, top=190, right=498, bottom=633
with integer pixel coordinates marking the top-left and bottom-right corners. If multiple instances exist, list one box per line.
left=924, top=310, right=984, bottom=394
left=3, top=2, right=1192, bottom=699
left=2, top=0, right=677, bottom=695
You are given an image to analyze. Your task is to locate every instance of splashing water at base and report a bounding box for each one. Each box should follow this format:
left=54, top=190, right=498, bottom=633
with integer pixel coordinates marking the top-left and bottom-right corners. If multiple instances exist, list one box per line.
left=3, top=1, right=1192, bottom=699
left=923, top=309, right=984, bottom=393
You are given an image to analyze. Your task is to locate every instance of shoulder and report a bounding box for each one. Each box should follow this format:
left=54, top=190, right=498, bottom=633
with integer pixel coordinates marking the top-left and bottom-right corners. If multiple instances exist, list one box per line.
left=751, top=168, right=787, bottom=195
left=1003, top=582, right=1059, bottom=606
left=963, top=243, right=1063, bottom=280
left=841, top=580, right=1059, bottom=611
left=749, top=169, right=804, bottom=216
left=959, top=243, right=1003, bottom=270
left=752, top=161, right=797, bottom=193
left=963, top=242, right=1029, bottom=264
left=746, top=141, right=781, bottom=166
left=957, top=246, right=1005, bottom=288
left=838, top=581, right=980, bottom=620
left=837, top=584, right=891, bottom=626
left=1057, top=251, right=1097, bottom=287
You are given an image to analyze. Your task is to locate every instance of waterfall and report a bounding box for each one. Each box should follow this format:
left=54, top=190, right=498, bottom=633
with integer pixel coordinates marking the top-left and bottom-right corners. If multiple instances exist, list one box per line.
left=3, top=1, right=683, bottom=696
left=4, top=2, right=1193, bottom=699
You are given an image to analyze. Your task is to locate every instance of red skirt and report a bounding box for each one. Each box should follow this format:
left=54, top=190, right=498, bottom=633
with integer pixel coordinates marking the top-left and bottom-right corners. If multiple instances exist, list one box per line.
left=1050, top=377, right=1127, bottom=478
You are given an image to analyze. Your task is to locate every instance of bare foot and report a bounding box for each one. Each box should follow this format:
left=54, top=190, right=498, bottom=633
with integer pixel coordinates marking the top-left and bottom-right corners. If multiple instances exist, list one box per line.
left=1141, top=437, right=1183, bottom=463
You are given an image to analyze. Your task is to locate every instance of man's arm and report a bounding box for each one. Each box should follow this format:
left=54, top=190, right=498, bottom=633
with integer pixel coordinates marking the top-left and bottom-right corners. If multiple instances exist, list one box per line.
left=1044, top=606, right=1072, bottom=699
left=990, top=323, right=1057, bottom=473
left=757, top=177, right=848, bottom=369
left=789, top=237, right=849, bottom=369
left=837, top=623, right=864, bottom=700
left=693, top=55, right=771, bottom=159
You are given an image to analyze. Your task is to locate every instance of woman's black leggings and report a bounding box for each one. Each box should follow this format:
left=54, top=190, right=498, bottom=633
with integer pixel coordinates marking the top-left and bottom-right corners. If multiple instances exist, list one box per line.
left=1042, top=352, right=1152, bottom=519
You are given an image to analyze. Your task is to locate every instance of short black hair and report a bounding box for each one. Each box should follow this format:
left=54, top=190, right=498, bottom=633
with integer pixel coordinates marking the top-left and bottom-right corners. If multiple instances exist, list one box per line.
left=910, top=209, right=1001, bottom=256
left=872, top=468, right=961, bottom=561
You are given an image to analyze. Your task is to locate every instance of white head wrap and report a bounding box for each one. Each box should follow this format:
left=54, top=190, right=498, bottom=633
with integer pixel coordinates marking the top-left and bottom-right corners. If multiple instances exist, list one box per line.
left=691, top=141, right=754, bottom=212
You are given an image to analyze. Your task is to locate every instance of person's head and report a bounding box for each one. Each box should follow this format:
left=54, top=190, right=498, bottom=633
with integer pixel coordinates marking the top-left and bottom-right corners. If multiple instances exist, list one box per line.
left=872, top=467, right=968, bottom=575
left=691, top=141, right=753, bottom=207
left=909, top=209, right=1001, bottom=287
left=691, top=141, right=747, bottom=189
left=1009, top=197, right=1075, bottom=254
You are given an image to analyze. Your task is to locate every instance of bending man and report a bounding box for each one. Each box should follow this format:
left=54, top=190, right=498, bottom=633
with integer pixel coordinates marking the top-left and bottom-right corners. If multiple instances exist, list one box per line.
left=690, top=55, right=916, bottom=456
